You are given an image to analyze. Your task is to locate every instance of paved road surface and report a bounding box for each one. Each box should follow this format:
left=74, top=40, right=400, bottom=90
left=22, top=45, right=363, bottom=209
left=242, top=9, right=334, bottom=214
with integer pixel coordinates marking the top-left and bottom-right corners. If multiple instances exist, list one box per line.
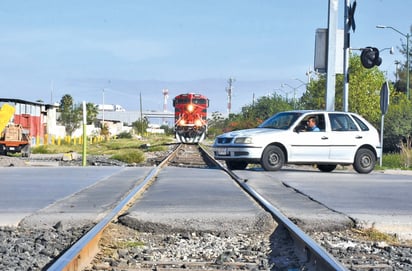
left=236, top=168, right=412, bottom=240
left=0, top=167, right=149, bottom=227
left=1, top=166, right=411, bottom=240
left=119, top=167, right=274, bottom=234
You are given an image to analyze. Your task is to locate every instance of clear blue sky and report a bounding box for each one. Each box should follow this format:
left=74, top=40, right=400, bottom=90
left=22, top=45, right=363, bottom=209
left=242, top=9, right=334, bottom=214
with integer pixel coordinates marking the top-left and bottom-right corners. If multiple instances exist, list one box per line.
left=0, top=0, right=410, bottom=115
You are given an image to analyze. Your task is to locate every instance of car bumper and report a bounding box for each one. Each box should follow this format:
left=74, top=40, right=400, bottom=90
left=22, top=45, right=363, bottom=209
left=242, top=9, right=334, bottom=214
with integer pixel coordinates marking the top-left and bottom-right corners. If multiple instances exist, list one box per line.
left=213, top=145, right=263, bottom=160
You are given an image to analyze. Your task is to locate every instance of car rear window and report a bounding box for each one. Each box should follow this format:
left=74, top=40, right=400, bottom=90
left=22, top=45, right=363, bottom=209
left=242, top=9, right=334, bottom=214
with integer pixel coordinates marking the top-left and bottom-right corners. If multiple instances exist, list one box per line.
left=351, top=114, right=370, bottom=131
left=329, top=113, right=359, bottom=131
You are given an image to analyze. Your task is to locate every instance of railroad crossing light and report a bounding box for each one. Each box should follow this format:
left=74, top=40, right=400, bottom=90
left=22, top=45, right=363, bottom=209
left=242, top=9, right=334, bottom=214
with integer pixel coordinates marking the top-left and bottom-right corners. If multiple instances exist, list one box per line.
left=360, top=47, right=382, bottom=69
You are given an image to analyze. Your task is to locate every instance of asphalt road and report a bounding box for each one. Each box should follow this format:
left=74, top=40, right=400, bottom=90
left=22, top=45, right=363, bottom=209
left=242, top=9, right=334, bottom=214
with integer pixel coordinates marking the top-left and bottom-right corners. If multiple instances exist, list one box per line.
left=1, top=166, right=411, bottom=240
left=0, top=167, right=149, bottom=226
left=236, top=167, right=412, bottom=240
left=119, top=167, right=274, bottom=234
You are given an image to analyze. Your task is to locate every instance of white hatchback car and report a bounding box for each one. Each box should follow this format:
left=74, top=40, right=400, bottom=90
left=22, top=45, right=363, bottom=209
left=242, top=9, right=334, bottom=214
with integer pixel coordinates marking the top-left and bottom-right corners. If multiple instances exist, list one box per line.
left=213, top=110, right=381, bottom=174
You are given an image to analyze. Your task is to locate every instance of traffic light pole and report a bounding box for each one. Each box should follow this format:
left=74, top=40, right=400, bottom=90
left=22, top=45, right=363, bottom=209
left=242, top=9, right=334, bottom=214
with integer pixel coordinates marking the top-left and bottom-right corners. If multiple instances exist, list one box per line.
left=343, top=0, right=350, bottom=112
left=326, top=0, right=339, bottom=111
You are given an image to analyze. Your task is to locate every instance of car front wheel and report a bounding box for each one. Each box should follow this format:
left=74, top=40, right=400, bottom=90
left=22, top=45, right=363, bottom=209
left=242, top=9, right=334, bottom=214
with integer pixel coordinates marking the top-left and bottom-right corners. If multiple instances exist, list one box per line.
left=261, top=145, right=285, bottom=171
left=353, top=148, right=376, bottom=174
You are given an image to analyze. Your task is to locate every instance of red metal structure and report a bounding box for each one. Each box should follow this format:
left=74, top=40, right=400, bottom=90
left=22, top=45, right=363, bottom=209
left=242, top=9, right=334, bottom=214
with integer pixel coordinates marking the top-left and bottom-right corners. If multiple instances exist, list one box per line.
left=0, top=99, right=45, bottom=139
left=0, top=99, right=48, bottom=156
left=173, top=93, right=209, bottom=143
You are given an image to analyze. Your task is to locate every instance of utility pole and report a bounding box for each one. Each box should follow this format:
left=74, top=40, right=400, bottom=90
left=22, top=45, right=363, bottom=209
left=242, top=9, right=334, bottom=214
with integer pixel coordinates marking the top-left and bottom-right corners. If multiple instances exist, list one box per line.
left=326, top=0, right=338, bottom=111
left=162, top=88, right=169, bottom=125
left=102, top=88, right=105, bottom=126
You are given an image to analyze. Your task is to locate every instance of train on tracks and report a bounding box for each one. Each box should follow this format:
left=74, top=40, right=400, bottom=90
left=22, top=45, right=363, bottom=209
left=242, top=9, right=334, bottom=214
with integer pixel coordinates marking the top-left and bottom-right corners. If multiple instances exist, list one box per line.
left=173, top=93, right=209, bottom=143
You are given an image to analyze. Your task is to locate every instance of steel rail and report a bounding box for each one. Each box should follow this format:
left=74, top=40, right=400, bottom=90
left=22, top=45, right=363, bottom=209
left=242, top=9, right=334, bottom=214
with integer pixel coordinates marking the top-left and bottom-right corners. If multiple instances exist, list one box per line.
left=47, top=144, right=182, bottom=271
left=202, top=145, right=348, bottom=271
left=239, top=182, right=348, bottom=271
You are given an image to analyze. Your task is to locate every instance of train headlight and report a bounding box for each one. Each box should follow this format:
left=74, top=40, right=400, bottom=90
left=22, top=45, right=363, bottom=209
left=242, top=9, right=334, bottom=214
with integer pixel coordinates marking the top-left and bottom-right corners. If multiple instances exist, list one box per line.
left=187, top=104, right=194, bottom=112
left=194, top=119, right=202, bottom=127
left=179, top=119, right=186, bottom=125
left=234, top=137, right=253, bottom=144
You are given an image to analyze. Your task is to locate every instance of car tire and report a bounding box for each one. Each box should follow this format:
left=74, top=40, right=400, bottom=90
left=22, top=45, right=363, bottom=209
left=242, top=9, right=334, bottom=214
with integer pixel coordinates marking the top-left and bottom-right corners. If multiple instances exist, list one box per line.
left=226, top=161, right=248, bottom=170
left=261, top=145, right=284, bottom=171
left=0, top=145, right=6, bottom=156
left=317, top=164, right=337, bottom=172
left=353, top=148, right=376, bottom=174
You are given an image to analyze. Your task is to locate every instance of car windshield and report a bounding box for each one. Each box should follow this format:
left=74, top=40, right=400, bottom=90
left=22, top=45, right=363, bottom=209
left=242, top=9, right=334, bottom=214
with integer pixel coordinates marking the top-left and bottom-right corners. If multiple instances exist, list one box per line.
left=258, top=112, right=302, bottom=129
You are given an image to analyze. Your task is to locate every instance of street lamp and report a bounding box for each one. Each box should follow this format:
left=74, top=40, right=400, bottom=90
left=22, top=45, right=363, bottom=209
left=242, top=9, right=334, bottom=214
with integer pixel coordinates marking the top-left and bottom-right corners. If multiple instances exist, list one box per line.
left=277, top=87, right=293, bottom=101
left=294, top=78, right=308, bottom=85
left=377, top=25, right=410, bottom=99
left=281, top=83, right=306, bottom=109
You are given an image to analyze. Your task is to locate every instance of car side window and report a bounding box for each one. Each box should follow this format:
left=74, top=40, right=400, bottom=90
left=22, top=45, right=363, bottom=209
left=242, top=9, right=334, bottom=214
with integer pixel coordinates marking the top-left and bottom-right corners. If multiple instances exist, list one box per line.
left=316, top=114, right=325, bottom=131
left=295, top=114, right=325, bottom=132
left=329, top=113, right=359, bottom=131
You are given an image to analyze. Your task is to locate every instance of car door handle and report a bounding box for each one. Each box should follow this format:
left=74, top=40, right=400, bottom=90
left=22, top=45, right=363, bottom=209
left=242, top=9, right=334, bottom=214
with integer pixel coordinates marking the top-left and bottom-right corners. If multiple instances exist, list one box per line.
left=355, top=136, right=363, bottom=139
left=321, top=136, right=329, bottom=140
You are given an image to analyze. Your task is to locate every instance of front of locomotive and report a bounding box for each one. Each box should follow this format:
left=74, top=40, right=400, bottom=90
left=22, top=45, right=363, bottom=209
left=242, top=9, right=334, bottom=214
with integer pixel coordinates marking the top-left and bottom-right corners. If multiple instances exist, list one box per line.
left=173, top=94, right=209, bottom=144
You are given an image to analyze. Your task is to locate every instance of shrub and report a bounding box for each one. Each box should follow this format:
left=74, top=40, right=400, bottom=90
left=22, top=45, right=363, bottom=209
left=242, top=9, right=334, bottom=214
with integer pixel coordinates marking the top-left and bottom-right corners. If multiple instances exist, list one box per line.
left=111, top=150, right=145, bottom=164
left=117, top=132, right=133, bottom=139
left=399, top=140, right=412, bottom=168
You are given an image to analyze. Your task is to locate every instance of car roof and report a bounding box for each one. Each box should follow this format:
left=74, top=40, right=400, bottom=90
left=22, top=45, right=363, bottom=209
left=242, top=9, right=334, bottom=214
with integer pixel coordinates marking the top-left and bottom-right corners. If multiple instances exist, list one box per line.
left=284, top=110, right=360, bottom=115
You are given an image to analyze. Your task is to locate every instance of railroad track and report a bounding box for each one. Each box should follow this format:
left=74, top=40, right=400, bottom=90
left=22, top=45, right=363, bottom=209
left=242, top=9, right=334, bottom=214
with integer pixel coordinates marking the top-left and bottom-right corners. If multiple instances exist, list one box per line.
left=46, top=143, right=347, bottom=271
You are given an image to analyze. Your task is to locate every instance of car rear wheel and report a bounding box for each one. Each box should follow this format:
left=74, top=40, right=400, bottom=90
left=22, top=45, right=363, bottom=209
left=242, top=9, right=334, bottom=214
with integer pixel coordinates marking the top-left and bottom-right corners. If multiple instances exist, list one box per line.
left=226, top=161, right=248, bottom=170
left=0, top=144, right=6, bottom=156
left=261, top=145, right=284, bottom=171
left=353, top=148, right=376, bottom=174
left=317, top=164, right=337, bottom=172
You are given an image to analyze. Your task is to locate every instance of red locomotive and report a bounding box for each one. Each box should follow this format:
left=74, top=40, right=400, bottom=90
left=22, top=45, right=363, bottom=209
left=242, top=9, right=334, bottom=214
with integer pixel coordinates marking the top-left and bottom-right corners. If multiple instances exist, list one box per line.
left=173, top=93, right=209, bottom=143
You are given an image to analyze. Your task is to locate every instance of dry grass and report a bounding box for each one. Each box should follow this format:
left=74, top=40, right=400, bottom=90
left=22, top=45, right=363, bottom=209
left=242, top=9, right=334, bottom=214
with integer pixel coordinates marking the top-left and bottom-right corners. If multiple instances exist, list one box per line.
left=32, top=135, right=175, bottom=164
left=351, top=227, right=412, bottom=247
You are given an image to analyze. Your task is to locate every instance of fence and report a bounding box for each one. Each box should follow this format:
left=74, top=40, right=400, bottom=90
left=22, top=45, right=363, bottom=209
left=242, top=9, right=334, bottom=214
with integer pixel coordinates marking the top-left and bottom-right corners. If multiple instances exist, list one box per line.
left=32, top=135, right=109, bottom=146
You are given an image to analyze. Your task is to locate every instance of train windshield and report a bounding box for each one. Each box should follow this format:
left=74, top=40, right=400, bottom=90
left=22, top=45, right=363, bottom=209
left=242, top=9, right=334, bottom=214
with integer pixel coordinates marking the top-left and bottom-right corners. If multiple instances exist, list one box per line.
left=192, top=98, right=207, bottom=104
left=258, top=112, right=302, bottom=130
left=175, top=98, right=189, bottom=104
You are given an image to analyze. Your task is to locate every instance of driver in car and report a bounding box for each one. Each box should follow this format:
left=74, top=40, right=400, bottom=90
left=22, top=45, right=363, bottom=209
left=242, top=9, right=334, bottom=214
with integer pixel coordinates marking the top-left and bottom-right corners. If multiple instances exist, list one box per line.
left=306, top=117, right=320, bottom=132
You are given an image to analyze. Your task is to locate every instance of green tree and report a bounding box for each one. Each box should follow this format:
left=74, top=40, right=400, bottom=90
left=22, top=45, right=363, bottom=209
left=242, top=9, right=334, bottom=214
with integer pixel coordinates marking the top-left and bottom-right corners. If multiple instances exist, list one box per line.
left=393, top=25, right=412, bottom=95
left=345, top=55, right=385, bottom=126
left=384, top=93, right=412, bottom=151
left=223, top=93, right=294, bottom=132
left=300, top=75, right=327, bottom=110
left=58, top=94, right=81, bottom=136
left=243, top=93, right=293, bottom=122
left=300, top=54, right=412, bottom=152
left=207, top=111, right=227, bottom=137
left=85, top=102, right=99, bottom=125
left=300, top=55, right=385, bottom=126
left=132, top=117, right=149, bottom=135
left=160, top=124, right=174, bottom=135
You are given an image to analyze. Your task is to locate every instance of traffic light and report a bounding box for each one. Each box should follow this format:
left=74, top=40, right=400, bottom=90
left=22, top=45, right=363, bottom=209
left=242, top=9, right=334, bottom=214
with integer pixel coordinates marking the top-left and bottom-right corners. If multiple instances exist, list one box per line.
left=360, top=47, right=382, bottom=69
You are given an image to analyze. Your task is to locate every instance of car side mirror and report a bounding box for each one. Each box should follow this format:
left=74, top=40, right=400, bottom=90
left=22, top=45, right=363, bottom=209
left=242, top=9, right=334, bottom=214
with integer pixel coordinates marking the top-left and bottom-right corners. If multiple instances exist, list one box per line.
left=294, top=124, right=306, bottom=133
